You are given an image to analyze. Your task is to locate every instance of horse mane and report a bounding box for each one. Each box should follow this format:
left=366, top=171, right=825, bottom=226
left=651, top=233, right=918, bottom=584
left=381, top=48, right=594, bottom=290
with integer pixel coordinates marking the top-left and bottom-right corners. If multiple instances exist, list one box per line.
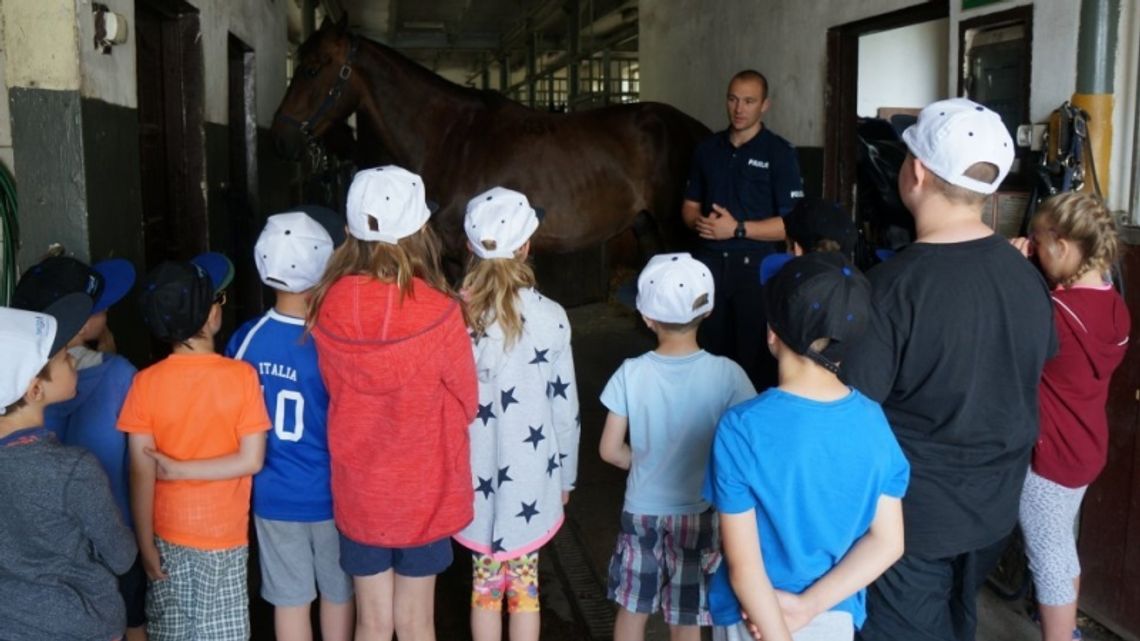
left=354, top=33, right=509, bottom=111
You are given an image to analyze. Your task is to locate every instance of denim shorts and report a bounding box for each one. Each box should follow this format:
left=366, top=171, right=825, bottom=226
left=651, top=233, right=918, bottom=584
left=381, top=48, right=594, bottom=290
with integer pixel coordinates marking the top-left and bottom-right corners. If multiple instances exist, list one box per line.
left=338, top=532, right=454, bottom=578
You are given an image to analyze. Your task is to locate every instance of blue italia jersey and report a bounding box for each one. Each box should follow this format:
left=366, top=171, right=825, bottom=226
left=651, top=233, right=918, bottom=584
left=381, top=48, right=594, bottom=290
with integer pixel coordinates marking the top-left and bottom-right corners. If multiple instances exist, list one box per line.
left=226, top=309, right=333, bottom=522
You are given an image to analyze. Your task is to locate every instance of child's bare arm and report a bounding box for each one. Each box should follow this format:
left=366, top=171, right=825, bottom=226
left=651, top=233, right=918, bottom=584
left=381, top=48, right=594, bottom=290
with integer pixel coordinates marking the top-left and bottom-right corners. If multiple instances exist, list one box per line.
left=598, top=411, right=632, bottom=470
left=145, top=432, right=267, bottom=481
left=774, top=495, right=904, bottom=631
left=128, top=434, right=165, bottom=580
left=721, top=510, right=793, bottom=641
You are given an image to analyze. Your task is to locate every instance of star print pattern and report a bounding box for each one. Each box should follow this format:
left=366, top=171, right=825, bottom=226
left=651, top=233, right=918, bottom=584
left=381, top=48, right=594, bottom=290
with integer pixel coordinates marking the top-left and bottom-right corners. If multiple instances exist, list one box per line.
left=523, top=425, right=545, bottom=450
left=501, top=387, right=519, bottom=413
left=497, top=466, right=513, bottom=487
left=476, top=476, right=495, bottom=499
left=548, top=375, right=570, bottom=399
left=457, top=287, right=580, bottom=561
left=516, top=501, right=540, bottom=523
left=476, top=403, right=496, bottom=426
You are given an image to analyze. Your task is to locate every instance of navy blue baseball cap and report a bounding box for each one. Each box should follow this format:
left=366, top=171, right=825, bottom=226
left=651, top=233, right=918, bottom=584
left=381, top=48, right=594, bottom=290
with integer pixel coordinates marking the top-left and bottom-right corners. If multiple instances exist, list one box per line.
left=762, top=252, right=871, bottom=374
left=139, top=252, right=233, bottom=342
left=13, top=255, right=136, bottom=315
left=783, top=198, right=858, bottom=256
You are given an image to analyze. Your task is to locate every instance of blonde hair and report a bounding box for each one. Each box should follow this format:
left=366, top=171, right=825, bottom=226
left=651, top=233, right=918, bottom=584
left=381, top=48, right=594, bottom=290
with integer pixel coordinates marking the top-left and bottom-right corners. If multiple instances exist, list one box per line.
left=306, top=225, right=451, bottom=333
left=1033, top=191, right=1122, bottom=287
left=462, top=246, right=536, bottom=348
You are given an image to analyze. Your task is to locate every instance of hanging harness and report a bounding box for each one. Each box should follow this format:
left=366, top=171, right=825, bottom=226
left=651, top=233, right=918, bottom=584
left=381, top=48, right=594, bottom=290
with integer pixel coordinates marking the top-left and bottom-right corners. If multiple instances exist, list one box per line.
left=1021, top=102, right=1101, bottom=234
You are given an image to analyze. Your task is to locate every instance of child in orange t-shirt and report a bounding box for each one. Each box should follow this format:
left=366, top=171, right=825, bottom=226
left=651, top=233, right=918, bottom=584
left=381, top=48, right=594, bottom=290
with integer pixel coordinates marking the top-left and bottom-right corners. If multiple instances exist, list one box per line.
left=117, top=253, right=270, bottom=641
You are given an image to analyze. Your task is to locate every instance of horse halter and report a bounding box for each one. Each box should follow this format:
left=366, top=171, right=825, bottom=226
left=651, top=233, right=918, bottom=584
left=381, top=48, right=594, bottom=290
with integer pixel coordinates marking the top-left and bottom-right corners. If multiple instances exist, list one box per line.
left=276, top=34, right=360, bottom=138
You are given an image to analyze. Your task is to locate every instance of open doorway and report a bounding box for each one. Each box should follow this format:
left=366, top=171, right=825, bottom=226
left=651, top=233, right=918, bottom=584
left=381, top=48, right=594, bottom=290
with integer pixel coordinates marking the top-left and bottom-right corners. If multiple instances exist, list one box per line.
left=824, top=0, right=949, bottom=263
left=135, top=0, right=206, bottom=269
left=225, top=33, right=263, bottom=325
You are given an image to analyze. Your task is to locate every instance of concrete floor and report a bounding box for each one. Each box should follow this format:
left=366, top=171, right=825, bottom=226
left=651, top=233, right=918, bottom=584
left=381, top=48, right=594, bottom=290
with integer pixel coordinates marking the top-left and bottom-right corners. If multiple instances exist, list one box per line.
left=248, top=301, right=1122, bottom=641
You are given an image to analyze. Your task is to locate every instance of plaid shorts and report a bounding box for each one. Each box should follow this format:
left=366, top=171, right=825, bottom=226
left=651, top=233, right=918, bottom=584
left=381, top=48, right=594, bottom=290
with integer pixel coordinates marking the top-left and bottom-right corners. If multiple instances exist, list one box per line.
left=146, top=537, right=249, bottom=641
left=607, top=510, right=720, bottom=625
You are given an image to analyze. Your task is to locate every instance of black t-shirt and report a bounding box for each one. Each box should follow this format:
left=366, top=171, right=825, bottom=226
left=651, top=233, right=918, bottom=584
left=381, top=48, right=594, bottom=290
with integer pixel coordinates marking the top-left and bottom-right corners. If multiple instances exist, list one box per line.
left=684, top=128, right=805, bottom=252
left=842, top=235, right=1056, bottom=558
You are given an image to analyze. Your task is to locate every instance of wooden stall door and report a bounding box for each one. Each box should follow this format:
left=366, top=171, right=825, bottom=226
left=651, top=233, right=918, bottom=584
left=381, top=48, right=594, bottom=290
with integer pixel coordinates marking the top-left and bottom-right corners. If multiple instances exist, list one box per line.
left=1078, top=245, right=1140, bottom=641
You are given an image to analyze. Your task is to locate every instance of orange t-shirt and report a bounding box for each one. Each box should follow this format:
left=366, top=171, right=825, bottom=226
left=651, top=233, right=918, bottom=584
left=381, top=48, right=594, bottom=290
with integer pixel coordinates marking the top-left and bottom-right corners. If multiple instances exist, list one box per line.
left=118, top=353, right=270, bottom=550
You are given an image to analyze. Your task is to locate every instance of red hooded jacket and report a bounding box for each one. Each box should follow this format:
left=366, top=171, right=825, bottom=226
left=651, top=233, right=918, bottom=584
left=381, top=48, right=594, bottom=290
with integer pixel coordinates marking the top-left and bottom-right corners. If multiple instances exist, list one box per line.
left=1034, top=285, right=1131, bottom=488
left=314, top=275, right=477, bottom=546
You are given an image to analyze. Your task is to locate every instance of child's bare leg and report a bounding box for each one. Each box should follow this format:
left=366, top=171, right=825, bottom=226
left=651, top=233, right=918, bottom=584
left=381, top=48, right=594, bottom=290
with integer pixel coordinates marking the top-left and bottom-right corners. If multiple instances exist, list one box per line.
left=1039, top=576, right=1080, bottom=641
left=124, top=626, right=146, bottom=641
left=668, top=624, right=701, bottom=641
left=320, top=596, right=356, bottom=641
left=393, top=574, right=437, bottom=641
left=471, top=606, right=502, bottom=641
left=509, top=611, right=540, bottom=641
left=354, top=571, right=395, bottom=641
left=614, top=609, right=650, bottom=641
left=274, top=604, right=313, bottom=641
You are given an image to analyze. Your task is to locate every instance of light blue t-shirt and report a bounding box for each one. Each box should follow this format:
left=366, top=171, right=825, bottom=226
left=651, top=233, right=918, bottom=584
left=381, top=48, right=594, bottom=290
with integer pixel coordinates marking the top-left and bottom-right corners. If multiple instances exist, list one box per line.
left=702, top=387, right=910, bottom=628
left=600, top=349, right=755, bottom=515
left=226, top=309, right=333, bottom=522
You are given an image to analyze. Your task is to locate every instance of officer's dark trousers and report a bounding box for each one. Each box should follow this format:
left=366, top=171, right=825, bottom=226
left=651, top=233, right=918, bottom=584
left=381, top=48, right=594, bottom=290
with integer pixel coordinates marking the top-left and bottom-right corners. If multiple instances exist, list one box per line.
left=695, top=248, right=777, bottom=390
left=857, top=534, right=1010, bottom=641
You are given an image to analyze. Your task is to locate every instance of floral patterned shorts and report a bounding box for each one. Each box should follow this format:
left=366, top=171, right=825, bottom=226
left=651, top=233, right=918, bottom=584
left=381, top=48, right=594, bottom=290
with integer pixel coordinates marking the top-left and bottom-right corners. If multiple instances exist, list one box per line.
left=471, top=551, right=540, bottom=613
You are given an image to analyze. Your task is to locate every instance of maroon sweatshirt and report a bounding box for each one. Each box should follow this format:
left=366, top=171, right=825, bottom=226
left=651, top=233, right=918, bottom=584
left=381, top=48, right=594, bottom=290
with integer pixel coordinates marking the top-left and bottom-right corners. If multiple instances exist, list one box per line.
left=1033, top=285, right=1131, bottom=488
left=314, top=275, right=477, bottom=547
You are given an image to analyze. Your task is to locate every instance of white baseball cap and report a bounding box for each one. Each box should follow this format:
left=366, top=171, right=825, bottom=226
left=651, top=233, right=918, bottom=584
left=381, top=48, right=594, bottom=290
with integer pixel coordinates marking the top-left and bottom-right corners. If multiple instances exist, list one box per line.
left=255, top=208, right=342, bottom=293
left=636, top=253, right=715, bottom=323
left=901, top=98, right=1014, bottom=195
left=346, top=166, right=434, bottom=244
left=464, top=187, right=543, bottom=259
left=0, top=294, right=92, bottom=413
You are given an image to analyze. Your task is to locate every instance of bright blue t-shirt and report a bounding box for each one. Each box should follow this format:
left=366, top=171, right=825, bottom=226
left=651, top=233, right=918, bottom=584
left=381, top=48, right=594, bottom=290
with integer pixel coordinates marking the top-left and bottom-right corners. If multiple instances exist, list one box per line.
left=702, top=387, right=910, bottom=628
left=43, top=352, right=136, bottom=527
left=601, top=350, right=755, bottom=515
left=226, top=309, right=333, bottom=522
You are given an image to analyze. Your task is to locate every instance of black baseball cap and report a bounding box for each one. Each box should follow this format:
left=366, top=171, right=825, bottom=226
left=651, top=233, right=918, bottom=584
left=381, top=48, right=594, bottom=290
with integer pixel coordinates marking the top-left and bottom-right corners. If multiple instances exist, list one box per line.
left=13, top=256, right=136, bottom=315
left=783, top=198, right=858, bottom=256
left=293, top=204, right=347, bottom=246
left=139, top=252, right=233, bottom=342
left=762, top=252, right=871, bottom=374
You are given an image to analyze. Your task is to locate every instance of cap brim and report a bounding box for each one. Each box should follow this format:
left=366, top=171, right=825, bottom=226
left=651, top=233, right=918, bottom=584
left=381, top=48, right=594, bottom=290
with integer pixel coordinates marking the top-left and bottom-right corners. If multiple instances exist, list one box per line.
left=295, top=205, right=347, bottom=246
left=191, top=252, right=235, bottom=294
left=44, top=293, right=94, bottom=355
left=91, top=258, right=136, bottom=313
left=760, top=253, right=795, bottom=286
left=615, top=278, right=637, bottom=311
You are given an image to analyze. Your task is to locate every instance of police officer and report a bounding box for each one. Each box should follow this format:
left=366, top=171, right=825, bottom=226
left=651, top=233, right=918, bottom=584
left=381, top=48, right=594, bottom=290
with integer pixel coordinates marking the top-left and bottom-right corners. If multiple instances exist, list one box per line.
left=682, top=69, right=804, bottom=389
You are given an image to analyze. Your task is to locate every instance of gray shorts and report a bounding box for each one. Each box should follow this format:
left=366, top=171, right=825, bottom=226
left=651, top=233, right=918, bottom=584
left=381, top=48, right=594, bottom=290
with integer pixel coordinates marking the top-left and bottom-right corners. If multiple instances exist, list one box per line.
left=714, top=611, right=854, bottom=641
left=254, top=517, right=354, bottom=607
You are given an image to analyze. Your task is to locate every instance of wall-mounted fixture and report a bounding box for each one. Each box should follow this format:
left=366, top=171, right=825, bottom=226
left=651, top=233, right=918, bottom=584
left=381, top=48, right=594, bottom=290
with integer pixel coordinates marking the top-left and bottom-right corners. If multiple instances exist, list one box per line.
left=93, top=3, right=129, bottom=54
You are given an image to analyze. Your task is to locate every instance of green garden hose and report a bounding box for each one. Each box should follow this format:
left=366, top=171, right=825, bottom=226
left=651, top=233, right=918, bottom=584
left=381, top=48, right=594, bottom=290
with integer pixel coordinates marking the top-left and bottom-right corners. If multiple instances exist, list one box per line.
left=0, top=164, right=18, bottom=305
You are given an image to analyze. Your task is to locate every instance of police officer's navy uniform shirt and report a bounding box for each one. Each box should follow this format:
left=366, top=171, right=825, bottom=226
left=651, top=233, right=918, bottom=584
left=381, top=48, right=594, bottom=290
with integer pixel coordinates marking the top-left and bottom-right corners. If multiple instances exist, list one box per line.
left=685, top=127, right=805, bottom=252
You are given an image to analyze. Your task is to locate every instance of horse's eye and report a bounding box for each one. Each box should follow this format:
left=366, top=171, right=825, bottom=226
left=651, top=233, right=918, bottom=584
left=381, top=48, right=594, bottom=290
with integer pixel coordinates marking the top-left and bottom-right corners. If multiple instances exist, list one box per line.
left=304, top=64, right=321, bottom=78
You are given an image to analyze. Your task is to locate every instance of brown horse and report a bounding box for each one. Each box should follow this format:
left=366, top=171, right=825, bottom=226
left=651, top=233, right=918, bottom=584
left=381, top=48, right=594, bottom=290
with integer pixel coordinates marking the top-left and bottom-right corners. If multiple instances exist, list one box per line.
left=272, top=16, right=709, bottom=263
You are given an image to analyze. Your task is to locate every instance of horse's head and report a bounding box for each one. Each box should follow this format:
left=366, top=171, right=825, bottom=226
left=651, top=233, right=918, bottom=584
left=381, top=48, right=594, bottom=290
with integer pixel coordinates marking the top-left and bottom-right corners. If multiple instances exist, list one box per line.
left=272, top=14, right=362, bottom=160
